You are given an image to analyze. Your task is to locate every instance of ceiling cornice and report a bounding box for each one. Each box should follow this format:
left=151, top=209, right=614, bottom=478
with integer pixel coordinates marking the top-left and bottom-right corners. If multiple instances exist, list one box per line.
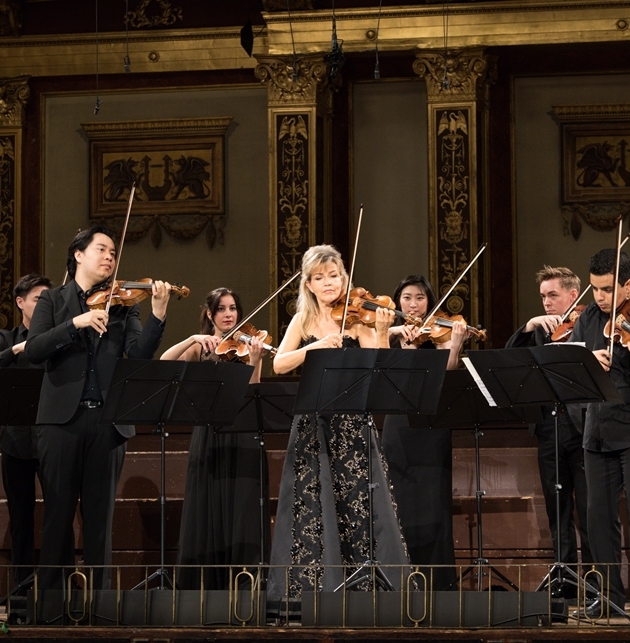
left=0, top=1, right=627, bottom=77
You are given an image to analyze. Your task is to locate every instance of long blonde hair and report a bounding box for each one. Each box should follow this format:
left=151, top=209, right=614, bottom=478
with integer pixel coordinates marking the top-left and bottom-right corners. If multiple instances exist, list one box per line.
left=296, top=244, right=348, bottom=338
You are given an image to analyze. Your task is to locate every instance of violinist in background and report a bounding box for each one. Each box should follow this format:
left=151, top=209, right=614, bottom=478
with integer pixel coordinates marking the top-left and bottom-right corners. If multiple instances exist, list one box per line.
left=160, top=287, right=269, bottom=590
left=0, top=273, right=52, bottom=590
left=505, top=265, right=591, bottom=597
left=382, top=275, right=467, bottom=591
left=26, top=225, right=171, bottom=590
left=266, top=244, right=407, bottom=606
left=570, top=249, right=630, bottom=619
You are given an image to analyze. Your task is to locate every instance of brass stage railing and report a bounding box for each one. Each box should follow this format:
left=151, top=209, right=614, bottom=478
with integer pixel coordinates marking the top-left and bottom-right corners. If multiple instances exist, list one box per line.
left=1, top=563, right=627, bottom=629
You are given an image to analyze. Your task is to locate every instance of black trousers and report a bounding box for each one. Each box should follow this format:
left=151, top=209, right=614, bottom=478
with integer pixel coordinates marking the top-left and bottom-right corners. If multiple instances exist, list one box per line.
left=37, top=408, right=125, bottom=590
left=536, top=424, right=592, bottom=565
left=1, top=451, right=39, bottom=585
left=584, top=447, right=630, bottom=610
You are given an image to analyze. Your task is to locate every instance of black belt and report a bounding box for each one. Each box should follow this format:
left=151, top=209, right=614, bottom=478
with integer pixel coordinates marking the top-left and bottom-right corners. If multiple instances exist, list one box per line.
left=78, top=400, right=103, bottom=409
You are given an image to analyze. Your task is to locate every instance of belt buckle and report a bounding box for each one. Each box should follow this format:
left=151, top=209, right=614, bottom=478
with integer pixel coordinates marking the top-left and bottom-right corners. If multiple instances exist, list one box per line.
left=80, top=400, right=102, bottom=409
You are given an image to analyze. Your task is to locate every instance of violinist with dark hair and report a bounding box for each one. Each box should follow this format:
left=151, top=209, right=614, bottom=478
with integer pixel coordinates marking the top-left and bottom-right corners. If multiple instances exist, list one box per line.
left=26, top=224, right=171, bottom=590
left=382, top=274, right=467, bottom=591
left=267, top=244, right=408, bottom=605
left=160, top=287, right=269, bottom=590
left=506, top=265, right=591, bottom=597
left=0, top=273, right=52, bottom=590
left=569, top=249, right=630, bottom=619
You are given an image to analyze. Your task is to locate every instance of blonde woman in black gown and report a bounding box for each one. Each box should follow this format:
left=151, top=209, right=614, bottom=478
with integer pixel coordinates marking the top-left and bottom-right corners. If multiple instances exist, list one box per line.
left=267, top=244, right=409, bottom=604
left=161, top=288, right=268, bottom=590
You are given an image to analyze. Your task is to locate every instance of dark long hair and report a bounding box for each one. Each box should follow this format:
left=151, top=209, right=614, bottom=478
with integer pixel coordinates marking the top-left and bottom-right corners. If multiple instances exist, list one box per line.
left=199, top=288, right=243, bottom=335
left=391, top=275, right=437, bottom=327
left=66, top=225, right=115, bottom=279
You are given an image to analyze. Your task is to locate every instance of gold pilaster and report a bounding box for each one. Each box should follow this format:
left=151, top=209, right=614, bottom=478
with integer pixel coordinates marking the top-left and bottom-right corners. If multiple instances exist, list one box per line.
left=413, top=50, right=493, bottom=330
left=0, top=76, right=29, bottom=329
left=255, top=54, right=336, bottom=343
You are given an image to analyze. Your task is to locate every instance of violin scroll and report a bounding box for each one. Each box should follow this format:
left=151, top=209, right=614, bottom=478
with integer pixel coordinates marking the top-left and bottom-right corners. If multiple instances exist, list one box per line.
left=604, top=299, right=630, bottom=347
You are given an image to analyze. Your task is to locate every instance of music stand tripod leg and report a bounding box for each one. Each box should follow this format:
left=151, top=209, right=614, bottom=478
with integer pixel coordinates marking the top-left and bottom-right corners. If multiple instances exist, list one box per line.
left=447, top=425, right=518, bottom=592
left=534, top=404, right=596, bottom=601
left=131, top=422, right=172, bottom=591
left=334, top=415, right=394, bottom=593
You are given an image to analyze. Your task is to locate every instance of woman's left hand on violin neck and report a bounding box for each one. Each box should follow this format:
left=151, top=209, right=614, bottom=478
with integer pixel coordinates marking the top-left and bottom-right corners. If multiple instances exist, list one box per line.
left=150, top=280, right=172, bottom=321
left=390, top=323, right=423, bottom=348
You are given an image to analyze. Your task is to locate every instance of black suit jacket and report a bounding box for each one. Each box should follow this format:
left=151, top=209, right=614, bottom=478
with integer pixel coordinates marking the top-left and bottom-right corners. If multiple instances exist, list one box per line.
left=26, top=281, right=165, bottom=437
left=0, top=324, right=39, bottom=458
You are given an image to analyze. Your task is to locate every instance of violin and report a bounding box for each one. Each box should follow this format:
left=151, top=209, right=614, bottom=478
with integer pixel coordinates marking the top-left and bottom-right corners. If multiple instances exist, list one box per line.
left=331, top=287, right=423, bottom=329
left=550, top=304, right=585, bottom=343
left=86, top=278, right=190, bottom=310
left=215, top=322, right=276, bottom=363
left=413, top=311, right=487, bottom=345
left=604, top=299, right=630, bottom=347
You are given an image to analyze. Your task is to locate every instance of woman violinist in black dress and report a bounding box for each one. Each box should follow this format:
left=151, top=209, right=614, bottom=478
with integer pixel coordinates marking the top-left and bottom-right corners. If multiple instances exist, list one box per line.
left=161, top=287, right=269, bottom=590
left=382, top=275, right=467, bottom=591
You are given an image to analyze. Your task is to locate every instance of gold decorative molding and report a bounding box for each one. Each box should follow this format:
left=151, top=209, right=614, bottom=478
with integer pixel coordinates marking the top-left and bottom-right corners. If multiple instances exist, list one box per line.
left=81, top=117, right=233, bottom=139
left=254, top=55, right=337, bottom=107
left=0, top=27, right=264, bottom=76
left=258, top=55, right=334, bottom=344
left=413, top=50, right=490, bottom=102
left=125, top=0, right=183, bottom=29
left=0, top=76, right=30, bottom=127
left=263, top=0, right=314, bottom=9
left=562, top=202, right=630, bottom=239
left=3, top=2, right=629, bottom=77
left=263, top=2, right=630, bottom=56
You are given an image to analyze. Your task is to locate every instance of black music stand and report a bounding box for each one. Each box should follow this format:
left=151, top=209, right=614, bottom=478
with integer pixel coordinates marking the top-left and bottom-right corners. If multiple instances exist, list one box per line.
left=219, top=381, right=298, bottom=569
left=410, top=368, right=543, bottom=592
left=0, top=368, right=43, bottom=604
left=465, top=344, right=625, bottom=614
left=295, top=347, right=449, bottom=592
left=100, top=358, right=253, bottom=590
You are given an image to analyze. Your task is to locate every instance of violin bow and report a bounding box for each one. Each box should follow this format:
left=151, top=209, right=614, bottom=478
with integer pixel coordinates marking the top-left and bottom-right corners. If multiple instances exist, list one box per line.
left=609, top=215, right=624, bottom=356
left=561, top=229, right=630, bottom=323
left=423, top=242, right=487, bottom=322
left=338, top=204, right=364, bottom=335
left=104, top=183, right=136, bottom=315
left=220, top=270, right=301, bottom=343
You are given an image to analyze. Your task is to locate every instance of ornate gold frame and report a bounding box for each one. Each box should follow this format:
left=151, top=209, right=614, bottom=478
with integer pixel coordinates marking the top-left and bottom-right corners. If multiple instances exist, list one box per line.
left=552, top=104, right=630, bottom=239
left=81, top=117, right=232, bottom=248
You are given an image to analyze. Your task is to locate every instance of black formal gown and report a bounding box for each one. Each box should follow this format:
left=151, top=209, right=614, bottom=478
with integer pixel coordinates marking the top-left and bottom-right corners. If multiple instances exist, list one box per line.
left=267, top=337, right=409, bottom=604
left=177, top=354, right=269, bottom=590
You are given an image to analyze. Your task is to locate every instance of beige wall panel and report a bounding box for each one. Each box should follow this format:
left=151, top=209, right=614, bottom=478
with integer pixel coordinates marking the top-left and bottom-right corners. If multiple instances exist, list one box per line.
left=43, top=85, right=270, bottom=354
left=352, top=79, right=429, bottom=298
left=514, top=74, right=630, bottom=325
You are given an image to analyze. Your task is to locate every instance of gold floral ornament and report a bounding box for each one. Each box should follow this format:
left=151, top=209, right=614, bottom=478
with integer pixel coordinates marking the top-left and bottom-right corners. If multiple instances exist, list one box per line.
left=125, top=0, right=183, bottom=29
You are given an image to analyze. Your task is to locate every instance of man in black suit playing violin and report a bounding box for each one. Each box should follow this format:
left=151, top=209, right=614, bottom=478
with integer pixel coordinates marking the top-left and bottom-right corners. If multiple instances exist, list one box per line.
left=506, top=265, right=592, bottom=597
left=26, top=225, right=171, bottom=589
